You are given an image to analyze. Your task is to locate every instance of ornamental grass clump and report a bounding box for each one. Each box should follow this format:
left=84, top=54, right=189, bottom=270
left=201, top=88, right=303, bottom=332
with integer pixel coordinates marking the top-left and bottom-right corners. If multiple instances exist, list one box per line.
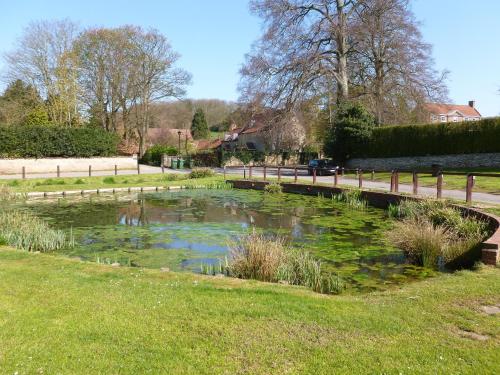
left=0, top=210, right=72, bottom=252
left=389, top=200, right=488, bottom=269
left=264, top=182, right=283, bottom=194
left=228, top=232, right=344, bottom=294
left=332, top=189, right=367, bottom=209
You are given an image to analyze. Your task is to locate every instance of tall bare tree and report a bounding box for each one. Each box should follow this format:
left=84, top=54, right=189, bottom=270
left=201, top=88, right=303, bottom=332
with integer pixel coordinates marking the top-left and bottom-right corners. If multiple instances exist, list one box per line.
left=240, top=0, right=365, bottom=108
left=3, top=19, right=81, bottom=125
left=351, top=0, right=448, bottom=124
left=130, top=28, right=191, bottom=156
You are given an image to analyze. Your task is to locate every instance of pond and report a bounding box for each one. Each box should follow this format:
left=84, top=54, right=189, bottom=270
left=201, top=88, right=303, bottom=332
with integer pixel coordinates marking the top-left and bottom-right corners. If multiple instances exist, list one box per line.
left=23, top=189, right=433, bottom=292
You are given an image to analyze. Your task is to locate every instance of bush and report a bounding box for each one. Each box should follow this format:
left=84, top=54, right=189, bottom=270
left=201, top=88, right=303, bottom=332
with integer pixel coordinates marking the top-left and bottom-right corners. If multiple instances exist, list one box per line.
left=324, top=102, right=375, bottom=161
left=141, top=144, right=177, bottom=166
left=189, top=168, right=215, bottom=179
left=102, top=177, right=115, bottom=184
left=0, top=124, right=119, bottom=158
left=361, top=118, right=500, bottom=158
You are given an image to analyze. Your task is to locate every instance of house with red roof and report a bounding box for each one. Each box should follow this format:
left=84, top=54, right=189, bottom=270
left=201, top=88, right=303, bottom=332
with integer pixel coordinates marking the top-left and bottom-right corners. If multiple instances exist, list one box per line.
left=423, top=101, right=482, bottom=123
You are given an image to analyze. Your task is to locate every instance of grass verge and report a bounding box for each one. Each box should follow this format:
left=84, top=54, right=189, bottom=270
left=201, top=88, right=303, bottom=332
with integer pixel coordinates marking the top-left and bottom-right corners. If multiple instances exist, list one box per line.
left=0, top=248, right=498, bottom=374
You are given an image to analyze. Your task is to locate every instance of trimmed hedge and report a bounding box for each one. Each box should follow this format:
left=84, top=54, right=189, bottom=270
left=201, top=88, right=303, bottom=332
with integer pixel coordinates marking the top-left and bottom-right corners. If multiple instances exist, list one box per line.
left=140, top=144, right=177, bottom=166
left=0, top=125, right=119, bottom=158
left=360, top=118, right=500, bottom=158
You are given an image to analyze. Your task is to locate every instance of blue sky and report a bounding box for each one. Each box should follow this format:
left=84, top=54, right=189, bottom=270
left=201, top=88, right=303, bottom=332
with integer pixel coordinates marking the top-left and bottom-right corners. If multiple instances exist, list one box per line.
left=0, top=0, right=499, bottom=116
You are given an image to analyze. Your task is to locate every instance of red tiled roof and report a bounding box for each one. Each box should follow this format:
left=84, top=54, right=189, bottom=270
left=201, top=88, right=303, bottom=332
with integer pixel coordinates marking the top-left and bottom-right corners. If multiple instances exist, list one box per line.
left=240, top=122, right=268, bottom=134
left=423, top=103, right=481, bottom=117
left=195, top=139, right=222, bottom=150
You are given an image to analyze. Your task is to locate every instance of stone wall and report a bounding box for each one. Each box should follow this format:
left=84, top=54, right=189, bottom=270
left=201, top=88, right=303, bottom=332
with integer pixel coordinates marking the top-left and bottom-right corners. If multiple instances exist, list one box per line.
left=0, top=156, right=138, bottom=175
left=345, top=153, right=500, bottom=170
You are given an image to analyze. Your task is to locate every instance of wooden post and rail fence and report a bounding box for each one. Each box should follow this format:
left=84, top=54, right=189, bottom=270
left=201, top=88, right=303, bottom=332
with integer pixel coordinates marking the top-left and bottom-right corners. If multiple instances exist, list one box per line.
left=222, top=165, right=498, bottom=205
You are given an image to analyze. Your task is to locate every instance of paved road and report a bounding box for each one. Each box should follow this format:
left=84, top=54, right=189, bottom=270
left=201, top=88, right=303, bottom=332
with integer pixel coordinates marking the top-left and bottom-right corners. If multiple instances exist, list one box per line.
left=219, top=167, right=500, bottom=205
left=1, top=164, right=499, bottom=205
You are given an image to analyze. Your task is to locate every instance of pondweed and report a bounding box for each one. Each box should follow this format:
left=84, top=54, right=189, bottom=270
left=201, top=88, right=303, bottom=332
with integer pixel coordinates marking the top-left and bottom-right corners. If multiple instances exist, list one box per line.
left=0, top=210, right=73, bottom=252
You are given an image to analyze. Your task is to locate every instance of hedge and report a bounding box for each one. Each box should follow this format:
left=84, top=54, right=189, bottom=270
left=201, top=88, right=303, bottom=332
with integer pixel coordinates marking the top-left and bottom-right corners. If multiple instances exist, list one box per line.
left=0, top=125, right=119, bottom=158
left=140, top=144, right=177, bottom=166
left=359, top=118, right=500, bottom=158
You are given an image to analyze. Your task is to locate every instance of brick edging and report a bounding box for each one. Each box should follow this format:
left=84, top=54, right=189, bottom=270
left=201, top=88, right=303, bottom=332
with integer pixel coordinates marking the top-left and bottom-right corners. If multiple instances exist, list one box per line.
left=227, top=180, right=500, bottom=266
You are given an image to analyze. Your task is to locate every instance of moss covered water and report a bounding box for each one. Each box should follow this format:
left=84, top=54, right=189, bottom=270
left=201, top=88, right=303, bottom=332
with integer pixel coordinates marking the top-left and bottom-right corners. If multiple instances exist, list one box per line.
left=22, top=189, right=433, bottom=291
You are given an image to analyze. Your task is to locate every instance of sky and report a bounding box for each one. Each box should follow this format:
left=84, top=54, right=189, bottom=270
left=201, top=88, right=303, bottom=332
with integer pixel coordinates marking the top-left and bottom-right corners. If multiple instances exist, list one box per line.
left=0, top=0, right=499, bottom=116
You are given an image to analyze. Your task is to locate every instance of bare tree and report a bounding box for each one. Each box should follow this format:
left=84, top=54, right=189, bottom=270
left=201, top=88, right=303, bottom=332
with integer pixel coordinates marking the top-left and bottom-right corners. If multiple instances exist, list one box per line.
left=240, top=0, right=365, bottom=109
left=351, top=0, right=448, bottom=124
left=130, top=28, right=191, bottom=156
left=3, top=19, right=81, bottom=125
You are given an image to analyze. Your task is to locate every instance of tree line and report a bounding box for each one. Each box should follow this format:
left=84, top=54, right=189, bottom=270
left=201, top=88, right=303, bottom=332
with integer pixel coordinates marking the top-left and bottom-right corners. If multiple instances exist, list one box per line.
left=1, top=20, right=190, bottom=156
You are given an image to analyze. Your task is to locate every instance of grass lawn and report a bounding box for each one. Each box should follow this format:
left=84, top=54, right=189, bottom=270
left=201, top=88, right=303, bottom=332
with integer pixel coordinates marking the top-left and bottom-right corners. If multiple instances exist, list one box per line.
left=0, top=248, right=498, bottom=374
left=0, top=174, right=227, bottom=193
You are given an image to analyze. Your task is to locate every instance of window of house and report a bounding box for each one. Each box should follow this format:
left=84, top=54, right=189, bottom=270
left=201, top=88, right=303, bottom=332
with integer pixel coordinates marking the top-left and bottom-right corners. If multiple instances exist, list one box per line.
left=440, top=115, right=446, bottom=122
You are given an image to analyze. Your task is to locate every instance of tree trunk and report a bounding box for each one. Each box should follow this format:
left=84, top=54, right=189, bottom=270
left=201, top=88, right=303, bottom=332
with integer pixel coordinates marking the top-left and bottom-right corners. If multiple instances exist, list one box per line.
left=335, top=0, right=350, bottom=103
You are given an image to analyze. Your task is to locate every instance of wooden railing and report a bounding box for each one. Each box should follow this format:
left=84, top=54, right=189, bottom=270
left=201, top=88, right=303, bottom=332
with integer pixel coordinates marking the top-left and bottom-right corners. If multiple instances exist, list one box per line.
left=222, top=165, right=500, bottom=204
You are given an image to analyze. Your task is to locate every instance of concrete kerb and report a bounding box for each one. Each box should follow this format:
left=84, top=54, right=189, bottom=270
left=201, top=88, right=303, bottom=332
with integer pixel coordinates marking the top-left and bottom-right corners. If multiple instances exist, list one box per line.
left=228, top=179, right=500, bottom=266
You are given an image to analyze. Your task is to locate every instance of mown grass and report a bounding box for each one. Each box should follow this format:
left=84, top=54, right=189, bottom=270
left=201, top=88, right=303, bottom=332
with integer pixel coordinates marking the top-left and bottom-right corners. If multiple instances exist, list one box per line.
left=0, top=248, right=498, bottom=374
left=357, top=168, right=500, bottom=194
left=0, top=173, right=227, bottom=193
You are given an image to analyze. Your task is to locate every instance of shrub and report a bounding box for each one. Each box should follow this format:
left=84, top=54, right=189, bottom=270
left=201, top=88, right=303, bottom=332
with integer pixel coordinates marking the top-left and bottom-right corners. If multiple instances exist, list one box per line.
left=35, top=178, right=65, bottom=186
left=264, top=182, right=283, bottom=194
left=324, top=102, right=375, bottom=161
left=361, top=118, right=500, bottom=158
left=228, top=233, right=344, bottom=294
left=141, top=144, right=177, bottom=166
left=189, top=168, right=215, bottom=179
left=74, top=178, right=86, bottom=184
left=0, top=210, right=73, bottom=252
left=0, top=124, right=119, bottom=158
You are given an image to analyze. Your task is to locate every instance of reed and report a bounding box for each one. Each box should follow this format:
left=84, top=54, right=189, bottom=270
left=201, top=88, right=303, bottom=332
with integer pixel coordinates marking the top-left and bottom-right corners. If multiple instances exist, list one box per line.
left=264, top=182, right=283, bottom=194
left=332, top=189, right=367, bottom=209
left=0, top=210, right=73, bottom=252
left=227, top=232, right=344, bottom=294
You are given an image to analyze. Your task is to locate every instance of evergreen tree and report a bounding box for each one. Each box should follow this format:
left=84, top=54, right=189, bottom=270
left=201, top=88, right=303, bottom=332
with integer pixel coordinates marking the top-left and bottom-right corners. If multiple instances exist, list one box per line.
left=324, top=102, right=375, bottom=162
left=191, top=108, right=209, bottom=139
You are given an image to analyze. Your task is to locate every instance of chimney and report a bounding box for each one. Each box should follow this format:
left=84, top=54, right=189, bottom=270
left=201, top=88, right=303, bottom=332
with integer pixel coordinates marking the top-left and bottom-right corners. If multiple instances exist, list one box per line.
left=468, top=100, right=475, bottom=108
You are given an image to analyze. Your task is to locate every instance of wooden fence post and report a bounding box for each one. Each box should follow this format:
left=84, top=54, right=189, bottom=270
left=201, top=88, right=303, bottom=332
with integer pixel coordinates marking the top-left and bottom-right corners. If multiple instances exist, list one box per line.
left=115, top=164, right=118, bottom=175
left=294, top=167, right=298, bottom=183
left=394, top=171, right=399, bottom=193
left=249, top=165, right=253, bottom=179
left=437, top=173, right=443, bottom=199
left=88, top=165, right=92, bottom=177
left=466, top=174, right=473, bottom=204
left=358, top=169, right=363, bottom=188
left=243, top=165, right=247, bottom=179
left=412, top=172, right=418, bottom=195
left=22, top=166, right=26, bottom=179
left=137, top=163, right=141, bottom=175
left=390, top=171, right=394, bottom=192
left=334, top=169, right=338, bottom=187
left=277, top=167, right=281, bottom=182
left=57, top=165, right=60, bottom=178
left=263, top=165, right=267, bottom=181
left=312, top=168, right=316, bottom=184
left=223, top=166, right=226, bottom=180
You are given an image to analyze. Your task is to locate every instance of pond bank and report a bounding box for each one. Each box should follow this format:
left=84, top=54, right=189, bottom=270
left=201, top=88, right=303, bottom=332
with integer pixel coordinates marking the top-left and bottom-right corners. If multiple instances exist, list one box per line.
left=228, top=179, right=500, bottom=266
